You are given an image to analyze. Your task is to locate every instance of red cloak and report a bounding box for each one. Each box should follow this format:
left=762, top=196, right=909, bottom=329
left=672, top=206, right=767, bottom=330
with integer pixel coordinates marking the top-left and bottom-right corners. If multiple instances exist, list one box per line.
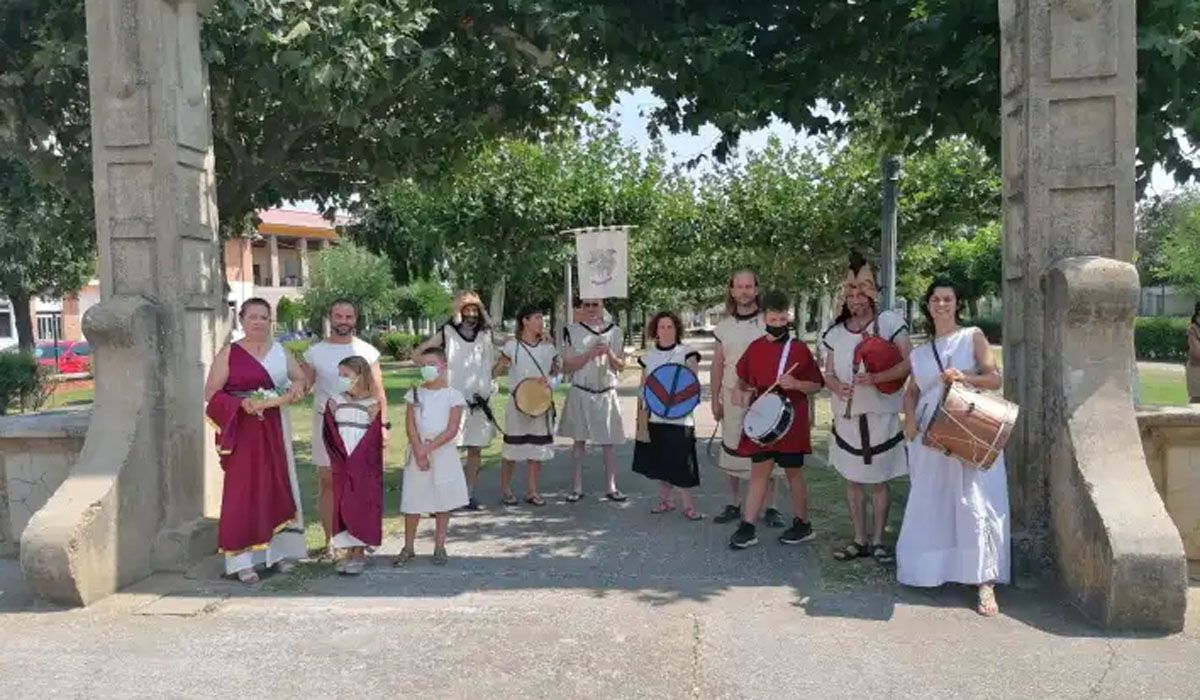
left=205, top=344, right=297, bottom=554
left=735, top=335, right=824, bottom=456
left=323, top=408, right=384, bottom=547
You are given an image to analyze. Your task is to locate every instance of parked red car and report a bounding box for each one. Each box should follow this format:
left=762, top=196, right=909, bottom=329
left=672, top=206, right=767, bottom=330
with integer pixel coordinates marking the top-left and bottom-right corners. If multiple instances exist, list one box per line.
left=34, top=340, right=92, bottom=375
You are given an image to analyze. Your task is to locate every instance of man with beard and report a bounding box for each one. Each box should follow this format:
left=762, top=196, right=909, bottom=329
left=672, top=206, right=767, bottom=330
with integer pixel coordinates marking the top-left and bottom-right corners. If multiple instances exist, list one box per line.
left=711, top=269, right=786, bottom=527
left=303, top=299, right=386, bottom=553
left=413, top=290, right=506, bottom=510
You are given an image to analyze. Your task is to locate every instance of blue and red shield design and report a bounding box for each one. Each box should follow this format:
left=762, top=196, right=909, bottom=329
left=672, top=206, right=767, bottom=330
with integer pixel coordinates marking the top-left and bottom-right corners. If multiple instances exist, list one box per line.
left=642, top=363, right=701, bottom=420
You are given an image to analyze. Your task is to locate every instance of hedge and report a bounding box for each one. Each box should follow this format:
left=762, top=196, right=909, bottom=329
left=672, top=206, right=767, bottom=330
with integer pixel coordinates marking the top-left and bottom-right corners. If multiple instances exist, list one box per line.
left=0, top=352, right=43, bottom=415
left=954, top=315, right=1190, bottom=362
left=376, top=332, right=422, bottom=361
left=1135, top=317, right=1189, bottom=362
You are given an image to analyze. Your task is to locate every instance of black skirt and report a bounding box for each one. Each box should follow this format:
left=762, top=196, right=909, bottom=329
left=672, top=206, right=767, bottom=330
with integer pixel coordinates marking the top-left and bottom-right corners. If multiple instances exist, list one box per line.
left=632, top=423, right=700, bottom=488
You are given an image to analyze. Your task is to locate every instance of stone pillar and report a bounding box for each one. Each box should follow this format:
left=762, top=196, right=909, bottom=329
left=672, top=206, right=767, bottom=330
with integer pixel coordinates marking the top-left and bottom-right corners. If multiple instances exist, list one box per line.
left=21, top=0, right=221, bottom=606
left=298, top=237, right=309, bottom=287
left=268, top=234, right=280, bottom=287
left=1000, top=1, right=1185, bottom=630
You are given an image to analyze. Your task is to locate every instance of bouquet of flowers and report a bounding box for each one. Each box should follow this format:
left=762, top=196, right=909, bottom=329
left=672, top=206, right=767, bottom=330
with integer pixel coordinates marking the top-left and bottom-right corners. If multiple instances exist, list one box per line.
left=248, top=387, right=284, bottom=420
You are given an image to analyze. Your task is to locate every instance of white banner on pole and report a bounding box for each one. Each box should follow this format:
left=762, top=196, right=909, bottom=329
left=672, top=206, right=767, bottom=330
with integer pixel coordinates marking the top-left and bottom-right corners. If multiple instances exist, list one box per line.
left=573, top=226, right=630, bottom=299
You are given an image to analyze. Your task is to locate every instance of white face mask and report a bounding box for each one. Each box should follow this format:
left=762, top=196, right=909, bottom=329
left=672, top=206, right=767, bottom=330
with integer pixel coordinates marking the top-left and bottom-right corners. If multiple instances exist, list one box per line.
left=420, top=364, right=442, bottom=382
left=335, top=376, right=356, bottom=394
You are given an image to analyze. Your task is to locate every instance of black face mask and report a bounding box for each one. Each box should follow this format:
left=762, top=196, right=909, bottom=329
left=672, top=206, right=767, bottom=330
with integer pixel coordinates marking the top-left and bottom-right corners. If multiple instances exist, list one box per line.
left=765, top=324, right=790, bottom=339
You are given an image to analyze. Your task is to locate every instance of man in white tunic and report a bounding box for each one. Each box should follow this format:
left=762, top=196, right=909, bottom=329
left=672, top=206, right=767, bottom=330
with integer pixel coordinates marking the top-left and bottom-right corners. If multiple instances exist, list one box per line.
left=413, top=291, right=504, bottom=511
left=557, top=298, right=627, bottom=502
left=821, top=255, right=910, bottom=565
left=302, top=299, right=386, bottom=553
left=710, top=270, right=785, bottom=526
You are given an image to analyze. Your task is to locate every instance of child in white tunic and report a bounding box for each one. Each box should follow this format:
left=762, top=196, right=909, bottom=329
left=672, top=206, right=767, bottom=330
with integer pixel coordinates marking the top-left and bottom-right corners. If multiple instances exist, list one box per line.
left=494, top=307, right=561, bottom=507
left=397, top=347, right=469, bottom=566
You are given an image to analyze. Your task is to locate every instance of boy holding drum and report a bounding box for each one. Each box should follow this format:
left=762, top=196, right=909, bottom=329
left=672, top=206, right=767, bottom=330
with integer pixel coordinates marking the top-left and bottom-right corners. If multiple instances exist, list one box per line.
left=729, top=290, right=825, bottom=550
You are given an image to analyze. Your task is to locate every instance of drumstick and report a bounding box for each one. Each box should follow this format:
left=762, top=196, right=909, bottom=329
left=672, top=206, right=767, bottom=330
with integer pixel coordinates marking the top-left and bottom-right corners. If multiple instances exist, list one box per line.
left=758, top=362, right=801, bottom=398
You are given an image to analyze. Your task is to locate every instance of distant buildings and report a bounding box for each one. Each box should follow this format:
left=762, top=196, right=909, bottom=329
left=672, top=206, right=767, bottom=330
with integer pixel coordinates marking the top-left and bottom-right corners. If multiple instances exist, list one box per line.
left=0, top=208, right=342, bottom=351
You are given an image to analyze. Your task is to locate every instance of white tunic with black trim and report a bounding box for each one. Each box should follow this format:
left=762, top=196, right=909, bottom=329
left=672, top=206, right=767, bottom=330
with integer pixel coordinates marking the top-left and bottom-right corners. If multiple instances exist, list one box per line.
left=713, top=311, right=765, bottom=478
left=501, top=339, right=560, bottom=461
left=436, top=323, right=499, bottom=448
left=556, top=322, right=625, bottom=444
left=822, top=309, right=909, bottom=484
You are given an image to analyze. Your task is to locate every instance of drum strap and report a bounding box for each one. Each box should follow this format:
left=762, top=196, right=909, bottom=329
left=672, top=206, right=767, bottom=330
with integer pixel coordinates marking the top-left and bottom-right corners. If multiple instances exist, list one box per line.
left=773, top=338, right=793, bottom=382
left=468, top=393, right=507, bottom=437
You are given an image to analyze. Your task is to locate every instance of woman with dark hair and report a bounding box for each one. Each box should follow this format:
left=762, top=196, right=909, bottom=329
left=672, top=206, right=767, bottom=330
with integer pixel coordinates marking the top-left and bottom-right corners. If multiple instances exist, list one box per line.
left=493, top=306, right=561, bottom=506
left=895, top=277, right=1009, bottom=617
left=1187, top=302, right=1200, bottom=403
left=204, top=298, right=309, bottom=584
left=633, top=311, right=704, bottom=520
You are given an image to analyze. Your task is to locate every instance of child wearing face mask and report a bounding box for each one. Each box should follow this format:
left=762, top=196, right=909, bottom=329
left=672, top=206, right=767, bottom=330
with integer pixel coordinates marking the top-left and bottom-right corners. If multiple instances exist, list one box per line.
left=395, top=347, right=469, bottom=565
left=323, top=355, right=385, bottom=575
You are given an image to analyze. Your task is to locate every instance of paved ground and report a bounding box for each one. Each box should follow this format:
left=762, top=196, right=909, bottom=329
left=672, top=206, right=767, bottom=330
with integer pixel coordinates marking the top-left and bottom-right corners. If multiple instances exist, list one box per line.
left=0, top=338, right=1197, bottom=699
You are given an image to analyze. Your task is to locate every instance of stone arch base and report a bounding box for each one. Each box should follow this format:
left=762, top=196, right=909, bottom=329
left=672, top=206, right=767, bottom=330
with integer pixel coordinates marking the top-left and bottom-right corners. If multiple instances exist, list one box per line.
left=1044, top=257, right=1187, bottom=631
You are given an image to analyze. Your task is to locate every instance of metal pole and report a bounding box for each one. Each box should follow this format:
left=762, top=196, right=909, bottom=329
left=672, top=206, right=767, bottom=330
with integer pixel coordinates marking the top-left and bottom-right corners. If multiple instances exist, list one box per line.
left=880, top=155, right=901, bottom=311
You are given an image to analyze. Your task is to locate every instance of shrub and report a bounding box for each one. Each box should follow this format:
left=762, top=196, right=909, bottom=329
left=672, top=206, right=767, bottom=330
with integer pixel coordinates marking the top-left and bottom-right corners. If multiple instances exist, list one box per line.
left=1134, top=316, right=1189, bottom=361
left=963, top=317, right=1003, bottom=344
left=0, top=352, right=44, bottom=415
left=377, top=332, right=421, bottom=361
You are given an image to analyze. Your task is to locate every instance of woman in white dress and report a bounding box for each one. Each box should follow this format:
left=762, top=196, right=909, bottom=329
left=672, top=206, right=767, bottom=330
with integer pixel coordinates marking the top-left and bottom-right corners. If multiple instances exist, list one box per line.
left=493, top=307, right=561, bottom=506
left=396, top=346, right=470, bottom=566
left=896, top=277, right=1010, bottom=617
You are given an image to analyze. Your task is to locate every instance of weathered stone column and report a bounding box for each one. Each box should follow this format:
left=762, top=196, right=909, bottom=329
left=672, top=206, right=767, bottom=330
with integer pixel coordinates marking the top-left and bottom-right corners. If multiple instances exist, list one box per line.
left=1000, top=0, right=1186, bottom=630
left=20, top=0, right=221, bottom=606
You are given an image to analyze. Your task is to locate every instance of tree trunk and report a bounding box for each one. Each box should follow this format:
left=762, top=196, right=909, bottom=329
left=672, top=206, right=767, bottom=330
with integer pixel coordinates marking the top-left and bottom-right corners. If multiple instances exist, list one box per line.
left=489, top=277, right=506, bottom=328
left=11, top=291, right=35, bottom=352
left=968, top=298, right=979, bottom=319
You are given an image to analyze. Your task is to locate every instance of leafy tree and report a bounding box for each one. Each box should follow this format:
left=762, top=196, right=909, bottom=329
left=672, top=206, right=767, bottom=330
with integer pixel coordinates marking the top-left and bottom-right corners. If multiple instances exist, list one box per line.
left=1138, top=188, right=1200, bottom=287
left=898, top=222, right=1002, bottom=319
left=300, top=242, right=399, bottom=329
left=1, top=0, right=598, bottom=235
left=396, top=279, right=453, bottom=326
left=552, top=0, right=1199, bottom=188
left=1152, top=190, right=1200, bottom=295
left=0, top=159, right=94, bottom=350
left=275, top=296, right=302, bottom=329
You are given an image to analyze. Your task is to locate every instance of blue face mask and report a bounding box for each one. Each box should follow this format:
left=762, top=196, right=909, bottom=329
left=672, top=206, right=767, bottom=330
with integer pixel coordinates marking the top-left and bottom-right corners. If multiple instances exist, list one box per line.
left=420, top=364, right=442, bottom=382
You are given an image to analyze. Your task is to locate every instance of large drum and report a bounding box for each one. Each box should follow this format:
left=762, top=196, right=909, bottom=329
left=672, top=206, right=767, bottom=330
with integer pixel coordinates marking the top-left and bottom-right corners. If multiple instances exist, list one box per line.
left=642, top=362, right=702, bottom=420
left=513, top=378, right=553, bottom=417
left=923, top=382, right=1018, bottom=470
left=742, top=391, right=795, bottom=446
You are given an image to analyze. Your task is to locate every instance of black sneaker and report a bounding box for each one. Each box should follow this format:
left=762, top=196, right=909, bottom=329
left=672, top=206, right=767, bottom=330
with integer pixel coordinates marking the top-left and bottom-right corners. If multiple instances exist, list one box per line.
left=728, top=522, right=759, bottom=550
left=762, top=507, right=786, bottom=528
left=464, top=497, right=485, bottom=511
left=714, top=505, right=741, bottom=524
left=779, top=518, right=815, bottom=545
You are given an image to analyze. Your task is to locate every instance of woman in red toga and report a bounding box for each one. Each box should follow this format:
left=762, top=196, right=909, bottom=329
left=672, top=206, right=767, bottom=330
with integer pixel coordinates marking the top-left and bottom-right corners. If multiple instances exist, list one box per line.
left=205, top=298, right=309, bottom=584
left=729, top=290, right=825, bottom=550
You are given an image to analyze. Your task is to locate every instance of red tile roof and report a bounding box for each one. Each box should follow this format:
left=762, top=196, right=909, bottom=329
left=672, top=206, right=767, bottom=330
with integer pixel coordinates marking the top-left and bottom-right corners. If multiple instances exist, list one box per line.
left=257, top=208, right=351, bottom=230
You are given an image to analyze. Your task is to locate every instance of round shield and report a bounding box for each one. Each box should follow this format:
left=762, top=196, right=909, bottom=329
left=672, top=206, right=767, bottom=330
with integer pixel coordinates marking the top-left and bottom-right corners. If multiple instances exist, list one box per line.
left=642, top=363, right=701, bottom=420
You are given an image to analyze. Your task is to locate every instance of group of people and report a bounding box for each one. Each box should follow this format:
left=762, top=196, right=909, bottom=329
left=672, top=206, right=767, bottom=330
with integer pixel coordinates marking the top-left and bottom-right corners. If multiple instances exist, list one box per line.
left=203, top=253, right=1010, bottom=617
